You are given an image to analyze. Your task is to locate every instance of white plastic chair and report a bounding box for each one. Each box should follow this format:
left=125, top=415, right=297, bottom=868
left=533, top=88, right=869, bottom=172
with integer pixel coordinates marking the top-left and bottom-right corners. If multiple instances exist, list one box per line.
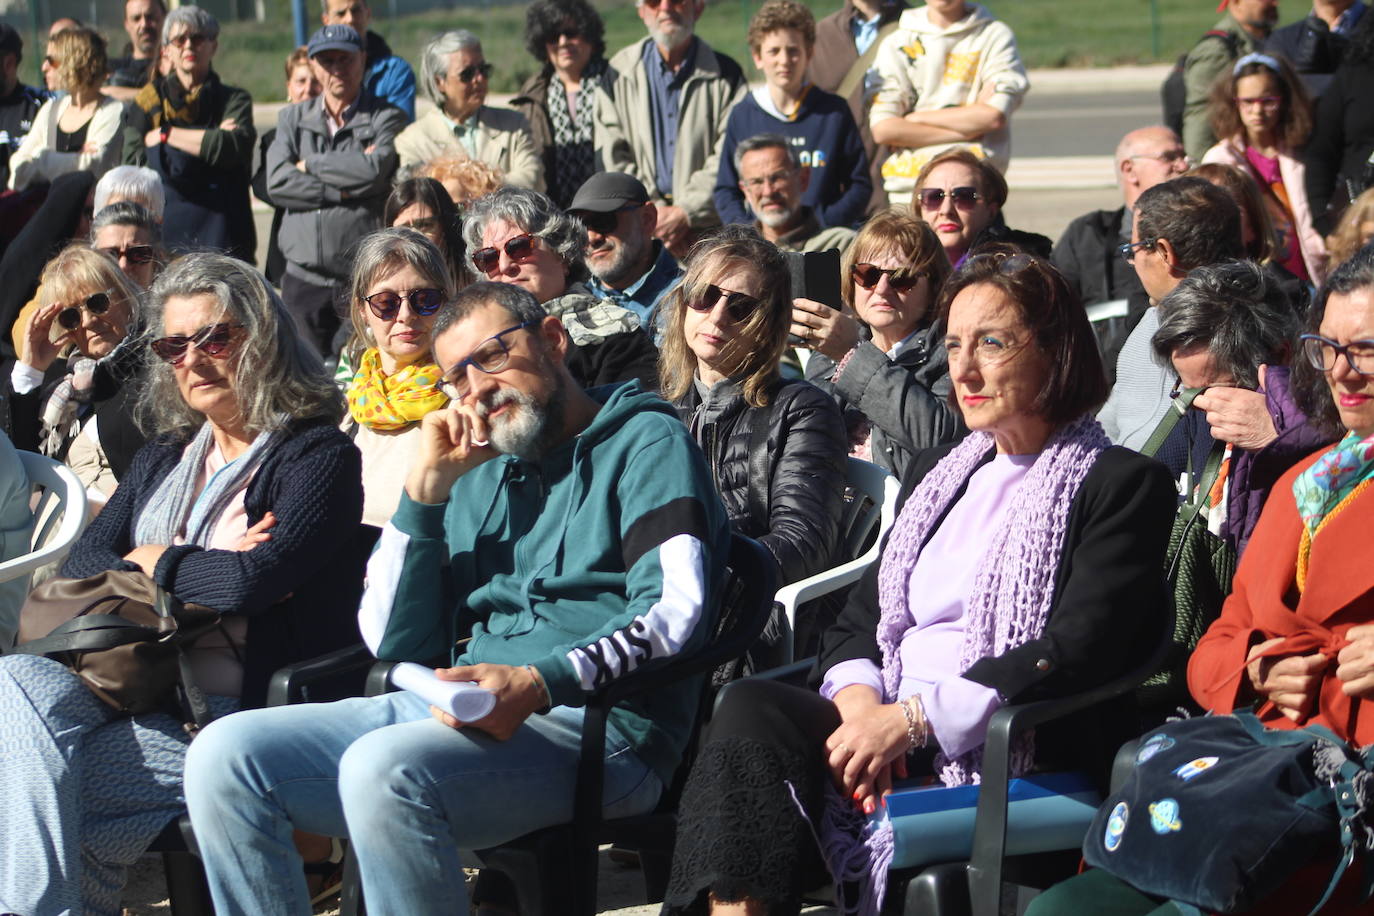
left=1086, top=298, right=1130, bottom=357
left=0, top=451, right=90, bottom=585
left=774, top=456, right=900, bottom=662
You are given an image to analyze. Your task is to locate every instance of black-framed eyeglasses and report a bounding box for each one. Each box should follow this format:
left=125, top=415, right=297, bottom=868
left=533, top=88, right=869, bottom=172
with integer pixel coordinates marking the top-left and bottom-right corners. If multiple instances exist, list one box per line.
left=150, top=322, right=243, bottom=366
left=575, top=205, right=640, bottom=236
left=57, top=291, right=113, bottom=331
left=98, top=244, right=157, bottom=265
left=916, top=186, right=981, bottom=211
left=437, top=320, right=539, bottom=398
left=851, top=263, right=924, bottom=292
left=687, top=284, right=762, bottom=323
left=362, top=288, right=447, bottom=320
left=1300, top=333, right=1374, bottom=377
left=1117, top=238, right=1158, bottom=262
left=472, top=234, right=536, bottom=275
left=453, top=62, right=494, bottom=83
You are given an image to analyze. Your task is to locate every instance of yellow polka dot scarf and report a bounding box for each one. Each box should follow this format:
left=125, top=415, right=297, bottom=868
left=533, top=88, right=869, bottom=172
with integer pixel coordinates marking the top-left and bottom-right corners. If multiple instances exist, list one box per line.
left=346, top=348, right=448, bottom=430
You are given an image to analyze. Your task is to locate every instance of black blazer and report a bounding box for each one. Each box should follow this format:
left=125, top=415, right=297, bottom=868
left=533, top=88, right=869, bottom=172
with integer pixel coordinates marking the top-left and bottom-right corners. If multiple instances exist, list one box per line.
left=817, top=441, right=1176, bottom=779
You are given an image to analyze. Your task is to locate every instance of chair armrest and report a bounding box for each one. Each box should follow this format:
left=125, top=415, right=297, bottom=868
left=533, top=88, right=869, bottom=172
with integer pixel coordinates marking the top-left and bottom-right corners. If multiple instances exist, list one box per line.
left=774, top=554, right=876, bottom=630
left=365, top=659, right=402, bottom=697
left=266, top=643, right=377, bottom=707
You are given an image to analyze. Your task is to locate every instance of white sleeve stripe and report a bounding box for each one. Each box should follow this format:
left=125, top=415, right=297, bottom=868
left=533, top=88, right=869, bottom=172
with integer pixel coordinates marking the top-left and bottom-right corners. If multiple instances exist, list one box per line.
left=566, top=533, right=709, bottom=691
left=357, top=521, right=411, bottom=655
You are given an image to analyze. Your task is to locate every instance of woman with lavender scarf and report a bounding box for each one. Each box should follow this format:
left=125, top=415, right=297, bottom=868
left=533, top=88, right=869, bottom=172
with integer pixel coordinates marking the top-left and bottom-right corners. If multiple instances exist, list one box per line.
left=661, top=247, right=1177, bottom=916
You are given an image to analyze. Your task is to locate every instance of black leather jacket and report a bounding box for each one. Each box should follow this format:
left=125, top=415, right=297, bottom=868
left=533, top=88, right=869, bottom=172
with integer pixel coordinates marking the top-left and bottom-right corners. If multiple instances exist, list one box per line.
left=675, top=376, right=846, bottom=586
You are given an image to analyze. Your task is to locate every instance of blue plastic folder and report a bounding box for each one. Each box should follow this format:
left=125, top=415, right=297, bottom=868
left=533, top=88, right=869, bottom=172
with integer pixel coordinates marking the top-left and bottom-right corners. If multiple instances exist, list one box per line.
left=882, top=771, right=1103, bottom=869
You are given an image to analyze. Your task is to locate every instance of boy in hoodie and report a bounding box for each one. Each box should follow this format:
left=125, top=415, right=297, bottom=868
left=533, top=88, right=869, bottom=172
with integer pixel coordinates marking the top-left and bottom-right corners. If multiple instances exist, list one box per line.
left=714, top=0, right=871, bottom=229
left=184, top=281, right=732, bottom=914
left=869, top=0, right=1029, bottom=206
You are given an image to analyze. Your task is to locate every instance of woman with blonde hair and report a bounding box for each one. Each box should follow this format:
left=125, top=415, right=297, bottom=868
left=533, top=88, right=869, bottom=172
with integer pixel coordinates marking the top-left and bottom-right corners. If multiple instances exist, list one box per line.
left=2, top=245, right=144, bottom=494
left=660, top=225, right=847, bottom=651
left=798, top=209, right=961, bottom=477
left=8, top=26, right=125, bottom=191
left=1326, top=186, right=1374, bottom=271
left=418, top=155, right=504, bottom=212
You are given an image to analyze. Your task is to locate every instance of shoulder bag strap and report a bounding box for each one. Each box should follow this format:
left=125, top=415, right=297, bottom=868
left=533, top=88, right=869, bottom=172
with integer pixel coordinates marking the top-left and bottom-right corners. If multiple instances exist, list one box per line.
left=1140, top=386, right=1204, bottom=459
left=156, top=586, right=216, bottom=733
left=837, top=20, right=901, bottom=101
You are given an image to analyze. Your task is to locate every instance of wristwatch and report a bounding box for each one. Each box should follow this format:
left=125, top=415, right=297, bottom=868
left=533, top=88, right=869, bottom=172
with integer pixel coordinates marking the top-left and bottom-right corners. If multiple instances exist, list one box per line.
left=159, top=125, right=171, bottom=145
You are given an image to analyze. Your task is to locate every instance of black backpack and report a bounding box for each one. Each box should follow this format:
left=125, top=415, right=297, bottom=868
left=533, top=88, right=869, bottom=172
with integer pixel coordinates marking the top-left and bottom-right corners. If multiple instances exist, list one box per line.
left=1161, top=30, right=1242, bottom=137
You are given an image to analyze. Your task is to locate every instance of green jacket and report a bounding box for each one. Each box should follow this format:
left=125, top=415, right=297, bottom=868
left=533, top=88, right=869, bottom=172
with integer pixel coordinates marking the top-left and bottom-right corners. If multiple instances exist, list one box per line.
left=361, top=382, right=732, bottom=784
left=1182, top=15, right=1261, bottom=161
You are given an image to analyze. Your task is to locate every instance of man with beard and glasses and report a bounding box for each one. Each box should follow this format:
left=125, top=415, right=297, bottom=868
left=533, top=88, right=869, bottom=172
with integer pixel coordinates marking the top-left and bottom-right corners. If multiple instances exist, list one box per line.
left=570, top=171, right=682, bottom=340
left=595, top=0, right=748, bottom=258
left=737, top=133, right=856, bottom=253
left=185, top=280, right=732, bottom=916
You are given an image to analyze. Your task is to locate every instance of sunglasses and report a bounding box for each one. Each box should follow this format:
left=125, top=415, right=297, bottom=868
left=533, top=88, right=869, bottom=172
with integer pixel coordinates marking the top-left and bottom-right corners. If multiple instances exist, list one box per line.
left=362, top=288, right=447, bottom=320
left=57, top=292, right=112, bottom=331
left=454, top=62, right=494, bottom=83
left=916, top=186, right=981, bottom=211
left=575, top=205, right=639, bottom=236
left=150, top=323, right=242, bottom=366
left=168, top=32, right=210, bottom=48
left=553, top=27, right=584, bottom=40
left=472, top=234, right=536, bottom=275
left=851, top=263, right=925, bottom=292
left=98, top=244, right=157, bottom=265
left=642, top=0, right=691, bottom=8
left=1117, top=238, right=1158, bottom=263
left=687, top=284, right=762, bottom=322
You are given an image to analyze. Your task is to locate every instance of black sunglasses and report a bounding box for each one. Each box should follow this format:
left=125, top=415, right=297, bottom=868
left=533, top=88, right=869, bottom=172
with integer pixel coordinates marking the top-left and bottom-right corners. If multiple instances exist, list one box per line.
left=576, top=205, right=640, bottom=236
left=851, top=263, right=924, bottom=292
left=455, top=62, right=494, bottom=83
left=916, top=186, right=981, bottom=211
left=472, top=234, right=536, bottom=274
left=150, top=323, right=242, bottom=366
left=98, top=244, right=157, bottom=265
left=687, top=284, right=762, bottom=322
left=362, top=288, right=447, bottom=320
left=57, top=292, right=112, bottom=331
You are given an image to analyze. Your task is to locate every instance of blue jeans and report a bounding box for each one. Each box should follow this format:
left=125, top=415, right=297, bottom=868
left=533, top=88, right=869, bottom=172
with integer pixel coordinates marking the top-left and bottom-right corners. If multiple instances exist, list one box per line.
left=183, top=690, right=662, bottom=916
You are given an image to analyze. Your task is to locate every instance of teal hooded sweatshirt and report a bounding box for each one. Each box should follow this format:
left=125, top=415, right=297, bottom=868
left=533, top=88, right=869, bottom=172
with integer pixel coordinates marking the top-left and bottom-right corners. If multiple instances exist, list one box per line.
left=360, top=381, right=732, bottom=785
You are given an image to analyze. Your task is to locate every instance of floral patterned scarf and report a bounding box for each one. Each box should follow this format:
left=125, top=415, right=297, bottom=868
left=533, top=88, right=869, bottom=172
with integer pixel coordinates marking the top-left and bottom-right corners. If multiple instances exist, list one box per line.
left=1292, top=430, right=1374, bottom=589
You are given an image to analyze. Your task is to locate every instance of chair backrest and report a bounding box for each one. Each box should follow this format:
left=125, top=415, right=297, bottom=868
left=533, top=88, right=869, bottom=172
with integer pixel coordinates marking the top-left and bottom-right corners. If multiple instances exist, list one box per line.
left=1086, top=298, right=1130, bottom=357
left=0, top=452, right=89, bottom=585
left=838, top=456, right=898, bottom=564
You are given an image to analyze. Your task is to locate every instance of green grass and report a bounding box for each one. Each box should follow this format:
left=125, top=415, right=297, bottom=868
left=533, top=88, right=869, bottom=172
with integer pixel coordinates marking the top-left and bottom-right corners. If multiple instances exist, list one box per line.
left=141, top=0, right=1241, bottom=104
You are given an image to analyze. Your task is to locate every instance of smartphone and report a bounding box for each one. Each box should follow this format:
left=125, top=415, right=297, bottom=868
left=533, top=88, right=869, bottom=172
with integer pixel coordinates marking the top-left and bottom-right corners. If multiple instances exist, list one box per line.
left=785, top=249, right=843, bottom=346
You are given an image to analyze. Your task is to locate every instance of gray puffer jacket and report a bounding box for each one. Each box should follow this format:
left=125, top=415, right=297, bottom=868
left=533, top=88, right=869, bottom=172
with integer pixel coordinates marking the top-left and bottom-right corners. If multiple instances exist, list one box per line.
left=805, top=322, right=964, bottom=479
left=267, top=92, right=406, bottom=284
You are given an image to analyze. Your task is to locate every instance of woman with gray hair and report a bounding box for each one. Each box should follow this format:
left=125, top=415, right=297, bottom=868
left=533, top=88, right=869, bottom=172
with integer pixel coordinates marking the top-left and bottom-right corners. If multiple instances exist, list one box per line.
left=121, top=4, right=257, bottom=262
left=464, top=186, right=659, bottom=388
left=93, top=164, right=166, bottom=222
left=1149, top=259, right=1332, bottom=554
left=341, top=227, right=455, bottom=526
left=0, top=253, right=364, bottom=916
left=91, top=201, right=164, bottom=290
left=395, top=29, right=544, bottom=190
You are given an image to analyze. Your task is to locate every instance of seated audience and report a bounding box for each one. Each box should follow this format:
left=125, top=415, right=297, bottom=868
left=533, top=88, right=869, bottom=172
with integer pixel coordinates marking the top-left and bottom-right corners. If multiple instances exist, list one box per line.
left=735, top=134, right=857, bottom=253
left=1026, top=246, right=1374, bottom=916
left=1203, top=52, right=1326, bottom=285
left=659, top=226, right=847, bottom=646
left=714, top=0, right=870, bottom=229
left=1151, top=260, right=1329, bottom=553
left=1097, top=177, right=1245, bottom=450
left=511, top=0, right=610, bottom=208
left=183, top=280, right=732, bottom=915
left=341, top=228, right=455, bottom=527
left=0, top=428, right=28, bottom=650
left=914, top=149, right=1051, bottom=268
left=8, top=26, right=124, bottom=192
left=93, top=164, right=165, bottom=222
left=1302, top=8, right=1374, bottom=235
left=253, top=46, right=319, bottom=285
left=0, top=252, right=364, bottom=916
left=123, top=5, right=257, bottom=264
left=801, top=209, right=962, bottom=478
left=320, top=0, right=417, bottom=121
left=869, top=0, right=1028, bottom=206
left=570, top=171, right=683, bottom=336
left=267, top=23, right=404, bottom=357
left=463, top=186, right=660, bottom=389
left=397, top=30, right=543, bottom=191
left=416, top=154, right=504, bottom=211
left=1052, top=126, right=1187, bottom=314
left=0, top=23, right=47, bottom=190
left=104, top=0, right=166, bottom=102
left=4, top=245, right=142, bottom=479
left=1325, top=185, right=1374, bottom=270
left=661, top=246, right=1174, bottom=914
left=384, top=177, right=471, bottom=289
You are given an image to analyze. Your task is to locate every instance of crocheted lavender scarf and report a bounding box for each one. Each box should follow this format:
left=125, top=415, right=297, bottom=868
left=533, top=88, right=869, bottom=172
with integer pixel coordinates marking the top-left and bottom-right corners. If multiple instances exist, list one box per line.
left=812, top=413, right=1111, bottom=916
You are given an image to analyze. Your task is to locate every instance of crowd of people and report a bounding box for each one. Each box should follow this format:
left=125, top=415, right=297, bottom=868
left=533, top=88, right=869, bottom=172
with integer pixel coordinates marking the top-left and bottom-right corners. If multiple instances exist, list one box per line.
left=0, top=0, right=1373, bottom=913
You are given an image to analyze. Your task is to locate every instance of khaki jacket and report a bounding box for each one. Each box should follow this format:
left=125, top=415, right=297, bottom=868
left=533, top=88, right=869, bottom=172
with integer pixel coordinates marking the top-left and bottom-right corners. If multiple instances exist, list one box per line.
left=595, top=37, right=747, bottom=228
left=395, top=106, right=544, bottom=191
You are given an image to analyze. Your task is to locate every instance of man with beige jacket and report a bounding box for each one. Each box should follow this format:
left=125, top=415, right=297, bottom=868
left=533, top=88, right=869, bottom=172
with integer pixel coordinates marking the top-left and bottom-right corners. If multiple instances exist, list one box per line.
left=395, top=29, right=544, bottom=191
left=595, top=0, right=747, bottom=257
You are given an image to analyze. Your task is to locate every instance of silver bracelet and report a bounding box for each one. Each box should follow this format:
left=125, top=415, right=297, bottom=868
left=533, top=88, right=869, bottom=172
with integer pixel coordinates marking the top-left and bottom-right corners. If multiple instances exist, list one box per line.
left=900, top=695, right=928, bottom=750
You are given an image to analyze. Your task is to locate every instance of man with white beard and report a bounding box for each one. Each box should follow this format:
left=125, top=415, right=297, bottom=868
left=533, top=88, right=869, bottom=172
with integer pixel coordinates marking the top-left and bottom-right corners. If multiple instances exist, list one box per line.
left=737, top=133, right=856, bottom=253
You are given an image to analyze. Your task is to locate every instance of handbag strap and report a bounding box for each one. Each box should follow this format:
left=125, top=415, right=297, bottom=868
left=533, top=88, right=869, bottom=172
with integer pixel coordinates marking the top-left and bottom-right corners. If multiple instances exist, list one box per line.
left=14, top=614, right=159, bottom=655
left=155, top=586, right=215, bottom=733
left=1140, top=386, right=1204, bottom=459
left=837, top=20, right=900, bottom=100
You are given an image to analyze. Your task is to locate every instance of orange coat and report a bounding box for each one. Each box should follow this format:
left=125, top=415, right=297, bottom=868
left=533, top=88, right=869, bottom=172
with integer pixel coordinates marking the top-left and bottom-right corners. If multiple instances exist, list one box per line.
left=1188, top=448, right=1374, bottom=745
